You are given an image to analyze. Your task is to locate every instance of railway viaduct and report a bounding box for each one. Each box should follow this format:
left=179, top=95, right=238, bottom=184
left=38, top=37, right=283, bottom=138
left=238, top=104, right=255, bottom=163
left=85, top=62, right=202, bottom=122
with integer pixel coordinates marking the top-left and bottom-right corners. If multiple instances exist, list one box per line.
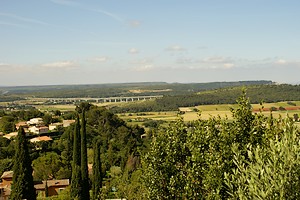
left=46, top=95, right=163, bottom=103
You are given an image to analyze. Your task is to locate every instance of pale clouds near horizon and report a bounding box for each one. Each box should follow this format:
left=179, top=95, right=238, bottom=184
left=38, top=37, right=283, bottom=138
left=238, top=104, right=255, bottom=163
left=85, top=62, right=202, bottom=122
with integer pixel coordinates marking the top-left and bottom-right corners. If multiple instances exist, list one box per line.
left=1, top=56, right=299, bottom=86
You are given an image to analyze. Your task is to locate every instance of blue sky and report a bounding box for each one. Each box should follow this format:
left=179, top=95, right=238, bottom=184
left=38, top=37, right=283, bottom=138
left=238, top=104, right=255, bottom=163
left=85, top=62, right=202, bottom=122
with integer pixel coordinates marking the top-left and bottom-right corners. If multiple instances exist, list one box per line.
left=0, top=0, right=300, bottom=86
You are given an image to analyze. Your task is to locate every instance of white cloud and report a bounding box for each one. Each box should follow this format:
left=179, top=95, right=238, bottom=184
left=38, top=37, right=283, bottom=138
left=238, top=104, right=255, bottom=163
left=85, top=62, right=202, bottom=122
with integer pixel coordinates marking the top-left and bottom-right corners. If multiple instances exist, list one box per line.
left=273, top=59, right=300, bottom=68
left=0, top=63, right=11, bottom=71
left=0, top=63, right=9, bottom=66
left=129, top=20, right=141, bottom=27
left=202, top=56, right=233, bottom=64
left=275, top=59, right=287, bottom=65
left=166, top=45, right=186, bottom=52
left=128, top=48, right=139, bottom=54
left=175, top=56, right=235, bottom=70
left=176, top=57, right=195, bottom=64
left=41, top=61, right=77, bottom=69
left=223, top=63, right=235, bottom=69
left=0, top=63, right=29, bottom=72
left=89, top=56, right=109, bottom=62
left=130, top=58, right=153, bottom=65
left=132, top=64, right=154, bottom=72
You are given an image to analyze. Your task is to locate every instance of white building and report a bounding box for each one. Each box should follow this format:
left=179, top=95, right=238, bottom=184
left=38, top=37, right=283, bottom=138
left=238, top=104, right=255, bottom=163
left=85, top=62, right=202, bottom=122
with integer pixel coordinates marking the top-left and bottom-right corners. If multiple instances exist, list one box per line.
left=63, top=120, right=75, bottom=127
left=49, top=123, right=63, bottom=131
left=27, top=118, right=44, bottom=125
left=28, top=126, right=49, bottom=134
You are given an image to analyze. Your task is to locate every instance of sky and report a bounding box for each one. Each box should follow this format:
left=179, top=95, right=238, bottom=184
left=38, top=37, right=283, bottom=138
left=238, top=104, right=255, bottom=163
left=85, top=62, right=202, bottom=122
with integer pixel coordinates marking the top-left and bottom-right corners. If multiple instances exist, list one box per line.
left=0, top=0, right=300, bottom=86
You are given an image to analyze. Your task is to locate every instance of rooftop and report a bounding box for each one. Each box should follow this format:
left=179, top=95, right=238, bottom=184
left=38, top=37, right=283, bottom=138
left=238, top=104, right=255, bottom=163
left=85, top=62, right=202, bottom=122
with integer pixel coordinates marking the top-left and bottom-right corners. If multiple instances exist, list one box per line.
left=34, top=179, right=69, bottom=190
left=1, top=171, right=13, bottom=179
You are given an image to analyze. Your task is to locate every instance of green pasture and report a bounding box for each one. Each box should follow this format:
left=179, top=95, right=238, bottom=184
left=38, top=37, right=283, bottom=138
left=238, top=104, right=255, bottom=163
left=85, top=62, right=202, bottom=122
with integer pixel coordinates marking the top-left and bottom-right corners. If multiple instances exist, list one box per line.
left=4, top=99, right=299, bottom=126
left=118, top=101, right=300, bottom=125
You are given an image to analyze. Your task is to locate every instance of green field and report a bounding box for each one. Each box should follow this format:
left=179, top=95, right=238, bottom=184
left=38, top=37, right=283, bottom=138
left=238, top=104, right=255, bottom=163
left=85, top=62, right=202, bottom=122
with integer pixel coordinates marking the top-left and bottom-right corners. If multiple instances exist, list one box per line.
left=4, top=99, right=300, bottom=126
left=117, top=101, right=300, bottom=126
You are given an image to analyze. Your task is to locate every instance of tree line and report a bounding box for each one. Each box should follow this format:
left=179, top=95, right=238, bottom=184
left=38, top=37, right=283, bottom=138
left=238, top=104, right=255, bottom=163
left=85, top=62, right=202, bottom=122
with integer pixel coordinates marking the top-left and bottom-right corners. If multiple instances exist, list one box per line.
left=0, top=80, right=271, bottom=99
left=111, top=84, right=300, bottom=113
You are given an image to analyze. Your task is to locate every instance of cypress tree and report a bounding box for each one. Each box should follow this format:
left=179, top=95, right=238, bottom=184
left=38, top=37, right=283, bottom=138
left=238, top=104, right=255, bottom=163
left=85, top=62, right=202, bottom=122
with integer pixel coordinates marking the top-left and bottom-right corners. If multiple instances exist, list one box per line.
left=10, top=127, right=36, bottom=200
left=81, top=109, right=90, bottom=199
left=70, top=115, right=82, bottom=199
left=92, top=139, right=102, bottom=200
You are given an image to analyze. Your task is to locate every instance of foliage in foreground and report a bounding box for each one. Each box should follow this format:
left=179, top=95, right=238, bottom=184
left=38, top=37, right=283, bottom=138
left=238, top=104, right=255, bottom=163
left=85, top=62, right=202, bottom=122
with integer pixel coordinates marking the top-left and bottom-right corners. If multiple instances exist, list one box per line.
left=225, top=117, right=300, bottom=199
left=143, top=92, right=300, bottom=199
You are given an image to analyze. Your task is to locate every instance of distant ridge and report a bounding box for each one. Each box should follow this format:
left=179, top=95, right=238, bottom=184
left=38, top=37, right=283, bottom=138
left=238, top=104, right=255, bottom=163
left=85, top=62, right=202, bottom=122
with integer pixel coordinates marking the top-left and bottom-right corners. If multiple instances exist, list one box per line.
left=0, top=80, right=272, bottom=89
left=0, top=80, right=273, bottom=98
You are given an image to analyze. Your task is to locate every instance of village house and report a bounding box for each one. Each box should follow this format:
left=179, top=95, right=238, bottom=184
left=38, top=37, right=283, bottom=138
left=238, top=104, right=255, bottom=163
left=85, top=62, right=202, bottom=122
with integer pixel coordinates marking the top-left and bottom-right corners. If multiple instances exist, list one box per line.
left=28, top=126, right=49, bottom=135
left=0, top=171, right=13, bottom=200
left=49, top=122, right=63, bottom=131
left=27, top=118, right=44, bottom=126
left=0, top=171, right=69, bottom=199
left=30, top=136, right=53, bottom=143
left=15, top=121, right=29, bottom=130
left=3, top=132, right=18, bottom=140
left=35, top=179, right=69, bottom=197
left=62, top=120, right=75, bottom=127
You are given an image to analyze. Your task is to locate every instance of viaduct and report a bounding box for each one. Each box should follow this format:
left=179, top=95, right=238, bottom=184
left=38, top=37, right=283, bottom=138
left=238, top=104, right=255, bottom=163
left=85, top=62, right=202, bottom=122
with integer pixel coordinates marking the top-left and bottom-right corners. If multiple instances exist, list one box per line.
left=46, top=95, right=163, bottom=103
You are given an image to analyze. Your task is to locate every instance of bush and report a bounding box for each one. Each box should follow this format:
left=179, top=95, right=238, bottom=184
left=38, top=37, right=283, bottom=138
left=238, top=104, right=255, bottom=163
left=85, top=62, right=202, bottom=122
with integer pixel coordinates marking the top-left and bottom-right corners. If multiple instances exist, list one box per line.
left=279, top=106, right=286, bottom=111
left=287, top=101, right=297, bottom=106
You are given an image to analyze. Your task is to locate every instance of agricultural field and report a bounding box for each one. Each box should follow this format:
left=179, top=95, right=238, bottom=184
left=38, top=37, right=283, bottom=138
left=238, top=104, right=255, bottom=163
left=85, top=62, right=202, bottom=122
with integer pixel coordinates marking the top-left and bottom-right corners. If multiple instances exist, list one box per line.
left=2, top=97, right=300, bottom=128
left=117, top=101, right=300, bottom=126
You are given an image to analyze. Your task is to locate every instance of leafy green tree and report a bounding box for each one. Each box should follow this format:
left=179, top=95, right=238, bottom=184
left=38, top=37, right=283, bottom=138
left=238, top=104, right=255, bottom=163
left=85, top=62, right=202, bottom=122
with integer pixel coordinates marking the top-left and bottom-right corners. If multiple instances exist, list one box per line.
left=0, top=116, right=15, bottom=133
left=86, top=106, right=144, bottom=174
left=0, top=136, right=13, bottom=160
left=0, top=158, right=13, bottom=178
left=42, top=114, right=53, bottom=126
left=56, top=124, right=74, bottom=179
left=225, top=117, right=300, bottom=199
left=32, top=152, right=64, bottom=180
left=113, top=169, right=147, bottom=200
left=54, top=110, right=62, bottom=116
left=143, top=119, right=190, bottom=199
left=143, top=91, right=270, bottom=199
left=10, top=127, right=36, bottom=200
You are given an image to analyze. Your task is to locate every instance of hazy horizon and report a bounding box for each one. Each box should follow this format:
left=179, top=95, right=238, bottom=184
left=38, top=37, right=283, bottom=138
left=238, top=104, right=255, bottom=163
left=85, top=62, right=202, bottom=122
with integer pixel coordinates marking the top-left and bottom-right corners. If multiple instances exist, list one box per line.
left=1, top=1, right=300, bottom=86
left=1, top=80, right=294, bottom=88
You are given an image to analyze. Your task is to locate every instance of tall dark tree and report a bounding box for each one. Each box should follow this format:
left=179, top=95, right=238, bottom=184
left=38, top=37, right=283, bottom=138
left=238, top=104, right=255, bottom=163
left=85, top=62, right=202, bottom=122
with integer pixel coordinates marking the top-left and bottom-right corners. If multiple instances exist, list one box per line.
left=81, top=109, right=90, bottom=200
left=10, top=127, right=36, bottom=200
left=70, top=115, right=82, bottom=199
left=92, top=138, right=102, bottom=200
